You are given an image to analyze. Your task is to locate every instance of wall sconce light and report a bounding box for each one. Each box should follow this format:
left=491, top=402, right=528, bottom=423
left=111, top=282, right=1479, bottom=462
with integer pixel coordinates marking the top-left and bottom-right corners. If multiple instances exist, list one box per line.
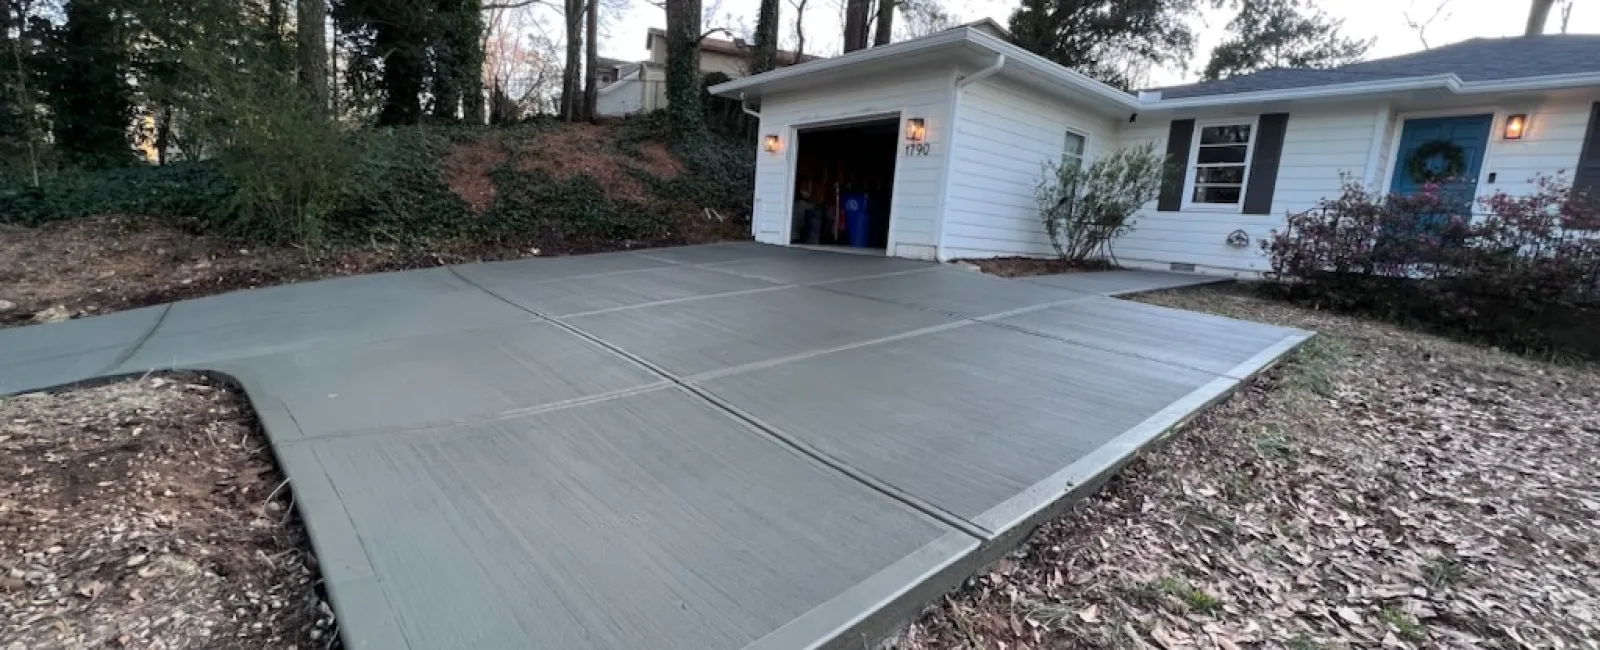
left=763, top=134, right=780, bottom=152
left=904, top=118, right=927, bottom=142
left=1504, top=114, right=1528, bottom=140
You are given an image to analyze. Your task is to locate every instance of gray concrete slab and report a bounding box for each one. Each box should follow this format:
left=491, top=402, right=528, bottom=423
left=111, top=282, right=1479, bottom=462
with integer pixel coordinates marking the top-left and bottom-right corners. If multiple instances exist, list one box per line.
left=994, top=297, right=1301, bottom=377
left=817, top=267, right=1092, bottom=318
left=1022, top=269, right=1227, bottom=295
left=0, top=305, right=165, bottom=365
left=702, top=254, right=939, bottom=284
left=565, top=286, right=961, bottom=376
left=466, top=264, right=781, bottom=317
left=639, top=241, right=816, bottom=265
left=0, top=244, right=1310, bottom=650
left=453, top=250, right=676, bottom=287
left=694, top=323, right=1225, bottom=533
left=117, top=289, right=534, bottom=370
left=236, top=323, right=665, bottom=439
left=301, top=387, right=973, bottom=650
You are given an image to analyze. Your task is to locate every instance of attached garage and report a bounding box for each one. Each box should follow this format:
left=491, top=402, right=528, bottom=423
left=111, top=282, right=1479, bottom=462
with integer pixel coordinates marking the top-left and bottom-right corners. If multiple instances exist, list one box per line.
left=710, top=25, right=1143, bottom=262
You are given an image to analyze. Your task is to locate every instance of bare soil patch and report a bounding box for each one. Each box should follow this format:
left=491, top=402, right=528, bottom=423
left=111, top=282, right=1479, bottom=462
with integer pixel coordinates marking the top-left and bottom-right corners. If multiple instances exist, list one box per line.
left=959, top=257, right=1115, bottom=278
left=901, top=284, right=1599, bottom=649
left=0, top=374, right=335, bottom=649
left=513, top=123, right=654, bottom=203
left=441, top=137, right=509, bottom=214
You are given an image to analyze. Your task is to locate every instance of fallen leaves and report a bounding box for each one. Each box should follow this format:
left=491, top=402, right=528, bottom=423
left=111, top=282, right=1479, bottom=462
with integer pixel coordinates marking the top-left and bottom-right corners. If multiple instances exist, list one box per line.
left=0, top=375, right=336, bottom=648
left=898, top=285, right=1600, bottom=649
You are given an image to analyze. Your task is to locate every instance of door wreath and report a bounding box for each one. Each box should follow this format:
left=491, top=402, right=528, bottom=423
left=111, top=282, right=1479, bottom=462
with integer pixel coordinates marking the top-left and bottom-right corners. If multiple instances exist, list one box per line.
left=1405, top=140, right=1468, bottom=183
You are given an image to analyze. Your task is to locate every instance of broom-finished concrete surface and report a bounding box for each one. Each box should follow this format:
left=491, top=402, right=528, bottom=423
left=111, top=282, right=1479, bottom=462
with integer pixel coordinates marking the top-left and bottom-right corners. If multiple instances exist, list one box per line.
left=0, top=243, right=1310, bottom=650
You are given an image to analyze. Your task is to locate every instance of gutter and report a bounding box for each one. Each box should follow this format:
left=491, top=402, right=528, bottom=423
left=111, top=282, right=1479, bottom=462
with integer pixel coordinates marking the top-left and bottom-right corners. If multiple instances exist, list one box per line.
left=739, top=93, right=761, bottom=119
left=709, top=28, right=969, bottom=97
left=1143, top=74, right=1462, bottom=111
left=956, top=53, right=1005, bottom=88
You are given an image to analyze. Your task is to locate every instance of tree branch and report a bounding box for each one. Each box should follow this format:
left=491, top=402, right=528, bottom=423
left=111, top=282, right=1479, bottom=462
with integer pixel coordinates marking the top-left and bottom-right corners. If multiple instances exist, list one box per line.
left=484, top=0, right=552, bottom=10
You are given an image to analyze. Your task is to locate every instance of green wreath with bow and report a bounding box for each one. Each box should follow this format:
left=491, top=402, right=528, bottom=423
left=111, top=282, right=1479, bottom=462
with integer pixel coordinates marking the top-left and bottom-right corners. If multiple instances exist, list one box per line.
left=1405, top=140, right=1469, bottom=184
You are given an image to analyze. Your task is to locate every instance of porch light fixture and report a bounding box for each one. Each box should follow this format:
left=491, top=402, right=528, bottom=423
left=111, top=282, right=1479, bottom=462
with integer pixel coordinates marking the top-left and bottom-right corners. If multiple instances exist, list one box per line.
left=1504, top=114, right=1528, bottom=140
left=763, top=134, right=780, bottom=152
left=904, top=118, right=927, bottom=142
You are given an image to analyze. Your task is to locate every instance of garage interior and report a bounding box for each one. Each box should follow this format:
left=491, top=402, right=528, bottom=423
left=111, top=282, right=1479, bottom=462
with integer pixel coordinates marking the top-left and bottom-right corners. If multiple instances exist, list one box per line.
left=790, top=118, right=899, bottom=252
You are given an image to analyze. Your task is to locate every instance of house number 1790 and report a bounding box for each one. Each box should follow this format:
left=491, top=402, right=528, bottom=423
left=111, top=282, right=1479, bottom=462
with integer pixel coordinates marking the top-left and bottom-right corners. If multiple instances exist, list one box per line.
left=903, top=143, right=931, bottom=156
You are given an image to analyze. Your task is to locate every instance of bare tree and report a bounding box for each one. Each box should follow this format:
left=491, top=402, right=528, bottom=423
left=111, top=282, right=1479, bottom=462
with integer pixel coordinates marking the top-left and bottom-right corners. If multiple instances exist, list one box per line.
left=786, top=0, right=807, bottom=59
left=1526, top=0, right=1555, bottom=35
left=1402, top=0, right=1452, bottom=49
left=895, top=0, right=953, bottom=40
left=1560, top=0, right=1574, bottom=33
left=560, top=0, right=583, bottom=119
left=842, top=0, right=869, bottom=51
left=582, top=0, right=597, bottom=119
left=872, top=0, right=893, bottom=46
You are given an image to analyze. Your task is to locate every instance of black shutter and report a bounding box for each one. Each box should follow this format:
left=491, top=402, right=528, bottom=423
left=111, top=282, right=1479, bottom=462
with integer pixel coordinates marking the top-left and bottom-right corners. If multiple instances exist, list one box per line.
left=1575, top=102, right=1600, bottom=198
left=1243, top=113, right=1290, bottom=215
left=1157, top=119, right=1194, bottom=212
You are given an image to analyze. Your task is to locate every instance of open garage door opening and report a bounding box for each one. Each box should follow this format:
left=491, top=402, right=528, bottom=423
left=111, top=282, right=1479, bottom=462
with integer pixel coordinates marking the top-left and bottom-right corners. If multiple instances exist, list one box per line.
left=790, top=118, right=899, bottom=254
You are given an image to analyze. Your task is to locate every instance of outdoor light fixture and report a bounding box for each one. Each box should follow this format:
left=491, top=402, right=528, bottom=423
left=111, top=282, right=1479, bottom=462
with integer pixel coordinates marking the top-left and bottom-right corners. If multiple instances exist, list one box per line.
left=1505, top=114, right=1528, bottom=140
left=763, top=134, right=780, bottom=152
left=905, top=118, right=927, bottom=142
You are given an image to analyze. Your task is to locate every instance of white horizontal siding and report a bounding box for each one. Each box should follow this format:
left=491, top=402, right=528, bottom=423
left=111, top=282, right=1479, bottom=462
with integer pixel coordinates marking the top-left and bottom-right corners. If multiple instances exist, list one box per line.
left=1479, top=98, right=1598, bottom=197
left=751, top=69, right=955, bottom=257
left=939, top=75, right=1120, bottom=260
left=1118, top=107, right=1382, bottom=275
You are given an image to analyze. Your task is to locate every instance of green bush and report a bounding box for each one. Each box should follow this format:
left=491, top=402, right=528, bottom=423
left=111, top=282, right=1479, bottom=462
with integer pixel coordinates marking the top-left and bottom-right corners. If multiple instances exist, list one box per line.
left=0, top=162, right=233, bottom=227
left=1038, top=142, right=1166, bottom=262
left=328, top=127, right=472, bottom=245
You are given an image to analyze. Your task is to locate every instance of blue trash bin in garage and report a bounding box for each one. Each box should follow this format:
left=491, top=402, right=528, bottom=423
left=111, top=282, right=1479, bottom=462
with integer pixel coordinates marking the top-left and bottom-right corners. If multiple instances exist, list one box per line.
left=842, top=193, right=871, bottom=248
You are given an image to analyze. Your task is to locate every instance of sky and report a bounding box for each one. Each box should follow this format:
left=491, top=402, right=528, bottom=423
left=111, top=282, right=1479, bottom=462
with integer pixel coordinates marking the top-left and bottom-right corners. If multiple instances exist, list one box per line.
left=577, top=0, right=1598, bottom=87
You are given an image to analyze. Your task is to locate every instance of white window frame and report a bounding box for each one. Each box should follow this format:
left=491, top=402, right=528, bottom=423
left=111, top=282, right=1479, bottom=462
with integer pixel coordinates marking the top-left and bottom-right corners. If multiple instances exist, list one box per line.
left=1062, top=128, right=1089, bottom=170
left=1181, top=116, right=1260, bottom=213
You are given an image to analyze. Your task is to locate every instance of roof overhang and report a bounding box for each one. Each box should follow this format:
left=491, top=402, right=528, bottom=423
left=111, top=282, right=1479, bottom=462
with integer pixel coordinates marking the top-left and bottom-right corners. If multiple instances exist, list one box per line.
left=709, top=27, right=1143, bottom=118
left=711, top=27, right=1600, bottom=117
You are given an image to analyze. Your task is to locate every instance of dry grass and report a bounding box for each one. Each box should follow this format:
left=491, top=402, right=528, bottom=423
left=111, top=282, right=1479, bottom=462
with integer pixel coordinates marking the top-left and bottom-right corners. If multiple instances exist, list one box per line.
left=900, top=283, right=1599, bottom=649
left=0, top=375, right=334, bottom=649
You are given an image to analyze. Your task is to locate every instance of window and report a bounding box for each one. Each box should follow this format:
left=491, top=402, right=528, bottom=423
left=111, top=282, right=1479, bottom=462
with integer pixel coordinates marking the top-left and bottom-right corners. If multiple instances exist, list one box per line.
left=1187, top=122, right=1255, bottom=207
left=1062, top=130, right=1087, bottom=169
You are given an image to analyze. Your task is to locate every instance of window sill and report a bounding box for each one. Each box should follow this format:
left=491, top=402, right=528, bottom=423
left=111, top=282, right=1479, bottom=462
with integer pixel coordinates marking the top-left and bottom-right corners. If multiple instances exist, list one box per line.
left=1179, top=203, right=1246, bottom=214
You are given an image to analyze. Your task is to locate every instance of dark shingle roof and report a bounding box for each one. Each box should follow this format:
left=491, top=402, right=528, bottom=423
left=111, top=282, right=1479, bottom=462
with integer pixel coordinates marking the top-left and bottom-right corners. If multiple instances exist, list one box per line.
left=1156, top=34, right=1600, bottom=99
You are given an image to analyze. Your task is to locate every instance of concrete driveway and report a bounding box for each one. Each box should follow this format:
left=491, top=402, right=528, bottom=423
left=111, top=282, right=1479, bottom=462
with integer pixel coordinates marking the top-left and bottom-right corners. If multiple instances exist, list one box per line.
left=0, top=244, right=1308, bottom=650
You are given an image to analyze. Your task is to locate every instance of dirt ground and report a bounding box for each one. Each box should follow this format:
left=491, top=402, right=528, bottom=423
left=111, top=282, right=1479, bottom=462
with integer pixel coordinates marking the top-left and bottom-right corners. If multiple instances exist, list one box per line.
left=958, top=257, right=1114, bottom=278
left=0, top=212, right=743, bottom=329
left=0, top=375, right=335, bottom=649
left=900, top=283, right=1599, bottom=649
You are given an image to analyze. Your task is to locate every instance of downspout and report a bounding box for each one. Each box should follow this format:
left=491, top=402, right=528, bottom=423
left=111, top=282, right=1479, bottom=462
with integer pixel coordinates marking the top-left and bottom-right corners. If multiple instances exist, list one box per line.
left=739, top=92, right=761, bottom=119
left=933, top=54, right=1005, bottom=261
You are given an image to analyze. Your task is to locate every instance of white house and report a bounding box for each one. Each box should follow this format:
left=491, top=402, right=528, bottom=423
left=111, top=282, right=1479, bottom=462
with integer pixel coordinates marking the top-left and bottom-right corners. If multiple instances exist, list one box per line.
left=710, top=27, right=1600, bottom=275
left=597, top=29, right=816, bottom=117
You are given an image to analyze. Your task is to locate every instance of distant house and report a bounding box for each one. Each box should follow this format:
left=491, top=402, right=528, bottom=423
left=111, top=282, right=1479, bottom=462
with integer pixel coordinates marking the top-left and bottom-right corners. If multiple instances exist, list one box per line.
left=712, top=29, right=1600, bottom=274
left=596, top=29, right=817, bottom=117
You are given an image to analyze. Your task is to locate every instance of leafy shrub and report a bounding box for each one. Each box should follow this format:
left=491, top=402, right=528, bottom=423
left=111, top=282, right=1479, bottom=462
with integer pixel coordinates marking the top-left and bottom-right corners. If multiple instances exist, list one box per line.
left=1263, top=174, right=1600, bottom=352
left=1038, top=142, right=1165, bottom=262
left=0, top=162, right=233, bottom=227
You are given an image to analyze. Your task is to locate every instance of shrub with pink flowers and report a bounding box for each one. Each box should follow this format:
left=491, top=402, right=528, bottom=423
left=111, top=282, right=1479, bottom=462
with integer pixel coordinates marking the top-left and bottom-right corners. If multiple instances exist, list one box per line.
left=1262, top=173, right=1600, bottom=352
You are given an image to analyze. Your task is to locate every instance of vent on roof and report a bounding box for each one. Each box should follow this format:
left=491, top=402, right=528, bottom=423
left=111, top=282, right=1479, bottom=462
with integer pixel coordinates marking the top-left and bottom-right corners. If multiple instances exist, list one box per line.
left=1170, top=262, right=1196, bottom=272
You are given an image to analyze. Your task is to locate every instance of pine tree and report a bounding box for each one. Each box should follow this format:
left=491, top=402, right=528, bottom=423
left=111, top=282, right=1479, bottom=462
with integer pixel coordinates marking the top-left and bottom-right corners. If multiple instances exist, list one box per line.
left=50, top=0, right=135, bottom=167
left=1007, top=0, right=1201, bottom=90
left=1203, top=0, right=1371, bottom=81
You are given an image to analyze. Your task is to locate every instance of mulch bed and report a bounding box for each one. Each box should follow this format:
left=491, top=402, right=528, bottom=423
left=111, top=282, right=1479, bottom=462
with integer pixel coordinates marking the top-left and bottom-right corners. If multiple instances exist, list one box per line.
left=0, top=374, right=336, bottom=649
left=958, top=257, right=1114, bottom=278
left=899, top=283, right=1600, bottom=649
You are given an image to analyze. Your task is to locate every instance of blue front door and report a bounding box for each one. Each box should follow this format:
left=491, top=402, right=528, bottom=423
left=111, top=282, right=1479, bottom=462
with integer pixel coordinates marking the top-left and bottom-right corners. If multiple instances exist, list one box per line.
left=1389, top=114, right=1493, bottom=199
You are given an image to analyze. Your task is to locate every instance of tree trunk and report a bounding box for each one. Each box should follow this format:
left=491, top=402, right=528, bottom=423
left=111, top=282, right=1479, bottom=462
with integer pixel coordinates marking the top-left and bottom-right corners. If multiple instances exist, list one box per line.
left=462, top=0, right=485, bottom=125
left=582, top=0, right=597, bottom=119
left=842, top=0, right=870, bottom=52
left=561, top=0, right=583, bottom=121
left=663, top=0, right=706, bottom=141
left=1526, top=0, right=1555, bottom=35
left=872, top=0, right=893, bottom=46
left=790, top=0, right=806, bottom=61
left=751, top=0, right=779, bottom=73
left=268, top=0, right=285, bottom=35
left=433, top=0, right=463, bottom=122
left=296, top=0, right=328, bottom=110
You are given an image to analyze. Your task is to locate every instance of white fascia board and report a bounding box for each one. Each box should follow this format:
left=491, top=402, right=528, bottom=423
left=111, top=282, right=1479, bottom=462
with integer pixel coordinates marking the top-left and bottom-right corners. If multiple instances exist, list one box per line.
left=709, top=29, right=970, bottom=97
left=1143, top=75, right=1463, bottom=111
